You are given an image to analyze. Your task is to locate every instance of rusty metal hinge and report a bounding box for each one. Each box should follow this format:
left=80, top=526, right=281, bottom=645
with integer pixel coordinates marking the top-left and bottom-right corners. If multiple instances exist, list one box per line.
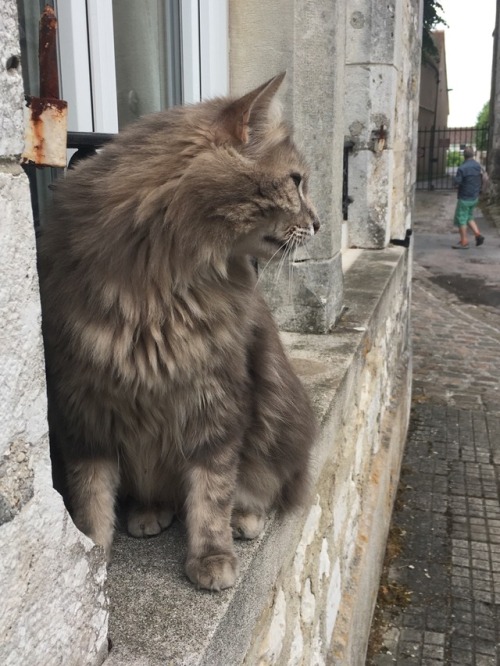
left=21, top=5, right=68, bottom=168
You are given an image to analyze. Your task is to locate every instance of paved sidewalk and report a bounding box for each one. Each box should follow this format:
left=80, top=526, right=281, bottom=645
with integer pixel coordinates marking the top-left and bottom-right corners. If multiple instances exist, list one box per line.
left=368, top=191, right=500, bottom=665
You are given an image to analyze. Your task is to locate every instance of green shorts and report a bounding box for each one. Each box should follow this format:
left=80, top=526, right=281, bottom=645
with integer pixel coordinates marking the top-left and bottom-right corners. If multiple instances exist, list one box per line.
left=454, top=198, right=478, bottom=227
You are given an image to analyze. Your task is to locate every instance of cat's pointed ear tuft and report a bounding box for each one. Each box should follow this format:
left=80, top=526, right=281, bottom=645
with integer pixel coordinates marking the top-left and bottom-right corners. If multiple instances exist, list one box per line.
left=219, top=72, right=286, bottom=144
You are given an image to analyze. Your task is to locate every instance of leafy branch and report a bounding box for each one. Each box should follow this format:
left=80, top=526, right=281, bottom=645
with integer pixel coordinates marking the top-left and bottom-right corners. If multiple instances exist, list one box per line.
left=422, top=0, right=447, bottom=62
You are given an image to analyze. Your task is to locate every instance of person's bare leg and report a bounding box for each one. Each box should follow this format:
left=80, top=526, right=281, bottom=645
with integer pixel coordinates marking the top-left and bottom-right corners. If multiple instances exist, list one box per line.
left=467, top=219, right=485, bottom=245
left=458, top=225, right=469, bottom=246
left=467, top=219, right=481, bottom=235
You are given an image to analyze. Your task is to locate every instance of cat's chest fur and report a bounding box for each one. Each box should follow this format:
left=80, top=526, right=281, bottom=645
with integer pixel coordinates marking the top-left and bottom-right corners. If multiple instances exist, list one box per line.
left=130, top=258, right=256, bottom=385
left=106, top=261, right=254, bottom=422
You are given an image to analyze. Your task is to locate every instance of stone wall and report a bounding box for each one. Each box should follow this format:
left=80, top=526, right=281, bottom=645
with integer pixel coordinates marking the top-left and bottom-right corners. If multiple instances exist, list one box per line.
left=345, top=0, right=422, bottom=248
left=243, top=250, right=412, bottom=666
left=0, top=1, right=108, bottom=664
left=1, top=0, right=421, bottom=663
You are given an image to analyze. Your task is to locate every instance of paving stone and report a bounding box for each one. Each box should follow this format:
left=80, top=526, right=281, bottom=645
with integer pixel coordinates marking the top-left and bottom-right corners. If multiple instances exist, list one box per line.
left=367, top=192, right=500, bottom=665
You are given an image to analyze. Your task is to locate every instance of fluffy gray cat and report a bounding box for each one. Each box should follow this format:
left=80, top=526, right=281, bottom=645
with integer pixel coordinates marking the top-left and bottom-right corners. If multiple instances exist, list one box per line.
left=38, top=72, right=318, bottom=591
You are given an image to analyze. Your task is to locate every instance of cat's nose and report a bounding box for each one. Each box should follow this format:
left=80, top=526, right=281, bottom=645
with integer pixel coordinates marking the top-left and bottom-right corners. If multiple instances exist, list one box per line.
left=312, top=217, right=320, bottom=234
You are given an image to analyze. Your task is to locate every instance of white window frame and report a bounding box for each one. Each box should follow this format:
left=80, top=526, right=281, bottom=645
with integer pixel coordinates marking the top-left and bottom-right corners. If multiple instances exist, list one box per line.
left=56, top=0, right=228, bottom=134
left=198, top=0, right=228, bottom=100
left=55, top=0, right=94, bottom=132
left=86, top=0, right=119, bottom=132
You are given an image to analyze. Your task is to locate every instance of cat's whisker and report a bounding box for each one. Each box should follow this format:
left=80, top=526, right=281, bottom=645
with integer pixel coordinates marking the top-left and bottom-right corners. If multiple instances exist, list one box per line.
left=288, top=239, right=299, bottom=305
left=286, top=235, right=313, bottom=304
left=274, top=243, right=291, bottom=286
left=255, top=240, right=290, bottom=288
left=287, top=256, right=293, bottom=305
left=257, top=236, right=291, bottom=289
left=298, top=242, right=312, bottom=260
left=274, top=237, right=295, bottom=288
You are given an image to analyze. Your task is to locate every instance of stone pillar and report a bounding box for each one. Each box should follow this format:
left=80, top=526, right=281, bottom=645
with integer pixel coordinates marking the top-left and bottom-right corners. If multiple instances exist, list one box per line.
left=487, top=6, right=500, bottom=200
left=0, top=2, right=108, bottom=664
left=229, top=0, right=346, bottom=333
left=344, top=0, right=422, bottom=248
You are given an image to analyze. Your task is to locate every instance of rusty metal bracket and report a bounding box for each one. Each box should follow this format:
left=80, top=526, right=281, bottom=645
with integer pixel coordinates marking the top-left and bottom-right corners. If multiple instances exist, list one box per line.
left=21, top=5, right=68, bottom=168
left=370, top=125, right=388, bottom=154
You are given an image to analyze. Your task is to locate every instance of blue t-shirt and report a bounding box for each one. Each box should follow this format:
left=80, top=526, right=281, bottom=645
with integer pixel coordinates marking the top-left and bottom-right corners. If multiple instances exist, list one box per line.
left=454, top=158, right=482, bottom=200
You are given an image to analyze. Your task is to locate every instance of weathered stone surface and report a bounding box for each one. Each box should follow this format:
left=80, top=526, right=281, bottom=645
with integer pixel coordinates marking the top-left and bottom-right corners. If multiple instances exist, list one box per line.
left=0, top=162, right=109, bottom=666
left=257, top=254, right=344, bottom=333
left=0, top=168, right=48, bottom=475
left=345, top=0, right=397, bottom=65
left=487, top=6, right=500, bottom=199
left=229, top=0, right=346, bottom=330
left=0, top=439, right=34, bottom=525
left=0, top=164, right=109, bottom=666
left=0, top=0, right=24, bottom=157
left=344, top=0, right=421, bottom=249
left=346, top=149, right=393, bottom=248
left=1, top=2, right=109, bottom=658
left=345, top=65, right=397, bottom=150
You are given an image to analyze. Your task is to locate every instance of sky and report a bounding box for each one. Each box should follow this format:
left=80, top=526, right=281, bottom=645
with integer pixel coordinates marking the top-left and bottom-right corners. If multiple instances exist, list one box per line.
left=436, top=0, right=497, bottom=126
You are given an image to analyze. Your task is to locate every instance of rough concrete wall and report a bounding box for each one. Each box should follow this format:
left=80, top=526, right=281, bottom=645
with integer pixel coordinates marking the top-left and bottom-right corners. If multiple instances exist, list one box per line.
left=345, top=0, right=422, bottom=248
left=243, top=249, right=412, bottom=666
left=0, top=2, right=108, bottom=664
left=229, top=0, right=345, bottom=333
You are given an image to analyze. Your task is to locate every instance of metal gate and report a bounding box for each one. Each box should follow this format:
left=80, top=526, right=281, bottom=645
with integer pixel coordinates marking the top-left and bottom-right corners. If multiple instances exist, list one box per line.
left=416, top=126, right=489, bottom=190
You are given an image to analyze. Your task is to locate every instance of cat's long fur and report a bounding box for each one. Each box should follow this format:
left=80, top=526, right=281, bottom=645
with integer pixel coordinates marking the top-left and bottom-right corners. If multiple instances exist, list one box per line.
left=38, top=73, right=318, bottom=590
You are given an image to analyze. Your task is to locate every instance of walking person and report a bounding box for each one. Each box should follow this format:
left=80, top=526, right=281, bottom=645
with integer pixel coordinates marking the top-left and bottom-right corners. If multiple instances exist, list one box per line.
left=452, top=146, right=486, bottom=249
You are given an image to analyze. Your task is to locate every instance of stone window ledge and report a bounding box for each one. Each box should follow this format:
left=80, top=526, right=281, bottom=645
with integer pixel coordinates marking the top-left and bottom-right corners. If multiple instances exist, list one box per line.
left=104, top=246, right=410, bottom=666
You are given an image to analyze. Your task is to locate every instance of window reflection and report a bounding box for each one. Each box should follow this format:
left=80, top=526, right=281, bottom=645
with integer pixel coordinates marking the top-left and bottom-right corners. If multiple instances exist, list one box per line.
left=112, top=0, right=182, bottom=128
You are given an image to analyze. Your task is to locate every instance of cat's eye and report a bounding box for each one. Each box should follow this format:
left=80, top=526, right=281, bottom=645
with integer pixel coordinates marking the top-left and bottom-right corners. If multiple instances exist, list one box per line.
left=290, top=172, right=302, bottom=188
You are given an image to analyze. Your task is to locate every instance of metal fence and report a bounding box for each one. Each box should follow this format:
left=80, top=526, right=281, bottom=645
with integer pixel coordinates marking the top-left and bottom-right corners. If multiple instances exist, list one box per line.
left=416, top=126, right=489, bottom=190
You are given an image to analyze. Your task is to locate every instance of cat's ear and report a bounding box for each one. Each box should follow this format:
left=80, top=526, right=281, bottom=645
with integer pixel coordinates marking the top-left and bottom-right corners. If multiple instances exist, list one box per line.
left=219, top=72, right=286, bottom=144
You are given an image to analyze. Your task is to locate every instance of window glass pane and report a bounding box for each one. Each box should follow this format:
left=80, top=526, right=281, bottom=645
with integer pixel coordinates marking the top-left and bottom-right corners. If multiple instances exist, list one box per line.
left=112, top=0, right=182, bottom=128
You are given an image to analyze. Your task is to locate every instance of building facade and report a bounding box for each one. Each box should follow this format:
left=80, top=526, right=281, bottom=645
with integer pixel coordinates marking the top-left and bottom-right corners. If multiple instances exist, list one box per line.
left=0, top=1, right=422, bottom=664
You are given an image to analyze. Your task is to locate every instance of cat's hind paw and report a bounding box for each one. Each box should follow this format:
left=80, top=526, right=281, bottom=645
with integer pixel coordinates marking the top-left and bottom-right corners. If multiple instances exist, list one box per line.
left=231, top=511, right=266, bottom=540
left=127, top=505, right=174, bottom=538
left=185, top=552, right=239, bottom=591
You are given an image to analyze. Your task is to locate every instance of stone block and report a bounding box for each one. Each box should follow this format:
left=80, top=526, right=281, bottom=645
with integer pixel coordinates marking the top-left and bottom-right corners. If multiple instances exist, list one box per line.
left=292, top=0, right=345, bottom=259
left=346, top=149, right=394, bottom=248
left=345, top=64, right=397, bottom=148
left=257, top=252, right=344, bottom=333
left=0, top=163, right=108, bottom=666
left=345, top=0, right=397, bottom=65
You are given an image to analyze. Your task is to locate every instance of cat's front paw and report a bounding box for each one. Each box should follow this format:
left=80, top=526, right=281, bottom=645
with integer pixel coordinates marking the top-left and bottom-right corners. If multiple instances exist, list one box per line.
left=231, top=511, right=266, bottom=540
left=185, top=552, right=239, bottom=591
left=127, top=505, right=174, bottom=538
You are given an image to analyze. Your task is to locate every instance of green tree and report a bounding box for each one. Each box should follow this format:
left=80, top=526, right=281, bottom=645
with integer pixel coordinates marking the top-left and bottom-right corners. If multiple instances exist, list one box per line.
left=476, top=101, right=489, bottom=127
left=475, top=101, right=490, bottom=150
left=422, top=0, right=447, bottom=62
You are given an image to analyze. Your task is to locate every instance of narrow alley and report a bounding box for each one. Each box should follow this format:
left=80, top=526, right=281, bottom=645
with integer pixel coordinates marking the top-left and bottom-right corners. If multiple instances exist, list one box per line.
left=369, top=191, right=500, bottom=665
